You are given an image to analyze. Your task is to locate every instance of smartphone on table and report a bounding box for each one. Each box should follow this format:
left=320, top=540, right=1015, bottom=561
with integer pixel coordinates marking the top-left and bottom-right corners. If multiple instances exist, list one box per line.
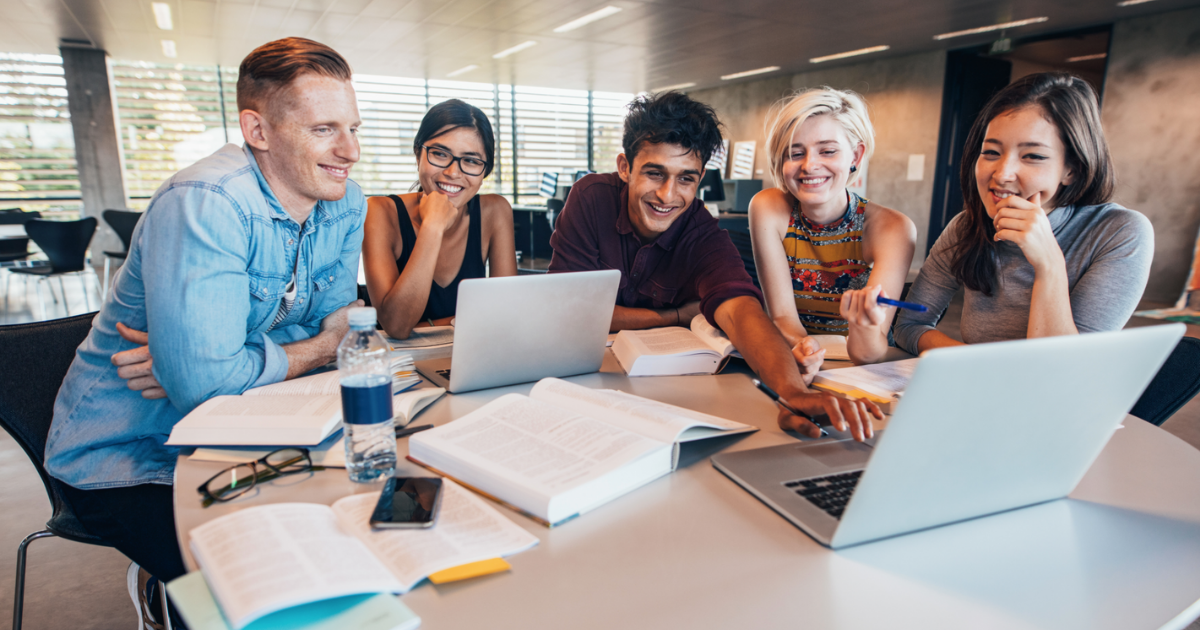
left=370, top=476, right=444, bottom=529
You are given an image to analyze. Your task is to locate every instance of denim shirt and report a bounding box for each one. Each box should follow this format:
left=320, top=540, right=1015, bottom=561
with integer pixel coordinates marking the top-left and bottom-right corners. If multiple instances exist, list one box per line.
left=45, top=144, right=365, bottom=489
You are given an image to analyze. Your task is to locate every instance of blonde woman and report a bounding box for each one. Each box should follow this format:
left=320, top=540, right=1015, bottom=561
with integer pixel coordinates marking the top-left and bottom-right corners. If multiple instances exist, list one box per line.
left=749, top=87, right=916, bottom=371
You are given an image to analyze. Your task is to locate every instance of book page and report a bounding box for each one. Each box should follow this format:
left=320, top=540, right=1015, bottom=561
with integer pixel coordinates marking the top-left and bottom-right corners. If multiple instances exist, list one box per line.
left=411, top=393, right=663, bottom=497
left=689, top=314, right=737, bottom=357
left=814, top=358, right=918, bottom=399
left=619, top=327, right=717, bottom=356
left=529, top=378, right=752, bottom=444
left=189, top=503, right=403, bottom=630
left=166, top=395, right=342, bottom=446
left=244, top=370, right=341, bottom=397
left=332, top=480, right=538, bottom=591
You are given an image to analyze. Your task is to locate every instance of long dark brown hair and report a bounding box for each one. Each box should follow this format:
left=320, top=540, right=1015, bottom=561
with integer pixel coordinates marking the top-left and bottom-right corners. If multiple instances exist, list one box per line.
left=950, top=72, right=1115, bottom=296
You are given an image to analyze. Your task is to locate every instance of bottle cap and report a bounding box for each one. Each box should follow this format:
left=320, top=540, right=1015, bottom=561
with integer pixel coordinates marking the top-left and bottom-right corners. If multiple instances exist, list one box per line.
left=347, top=306, right=377, bottom=328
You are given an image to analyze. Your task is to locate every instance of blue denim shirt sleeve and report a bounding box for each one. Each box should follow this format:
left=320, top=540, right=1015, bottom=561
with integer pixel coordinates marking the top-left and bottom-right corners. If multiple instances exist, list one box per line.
left=141, top=184, right=289, bottom=413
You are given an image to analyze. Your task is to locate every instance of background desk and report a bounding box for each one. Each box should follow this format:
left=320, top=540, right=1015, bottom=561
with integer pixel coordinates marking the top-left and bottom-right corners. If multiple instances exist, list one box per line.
left=174, top=353, right=1200, bottom=630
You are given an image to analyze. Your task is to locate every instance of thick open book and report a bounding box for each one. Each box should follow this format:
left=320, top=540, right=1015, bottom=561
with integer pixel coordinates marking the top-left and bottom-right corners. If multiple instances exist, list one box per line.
left=188, top=479, right=537, bottom=630
left=408, top=378, right=756, bottom=526
left=166, top=366, right=426, bottom=447
left=811, top=358, right=918, bottom=414
left=613, top=315, right=849, bottom=376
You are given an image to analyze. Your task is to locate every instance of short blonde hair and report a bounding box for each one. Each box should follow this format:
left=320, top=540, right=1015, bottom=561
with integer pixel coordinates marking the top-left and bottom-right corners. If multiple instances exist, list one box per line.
left=764, top=87, right=875, bottom=189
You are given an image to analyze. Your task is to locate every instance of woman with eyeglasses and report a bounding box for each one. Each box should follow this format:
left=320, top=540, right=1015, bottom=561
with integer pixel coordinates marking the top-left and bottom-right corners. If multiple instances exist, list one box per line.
left=363, top=99, right=517, bottom=339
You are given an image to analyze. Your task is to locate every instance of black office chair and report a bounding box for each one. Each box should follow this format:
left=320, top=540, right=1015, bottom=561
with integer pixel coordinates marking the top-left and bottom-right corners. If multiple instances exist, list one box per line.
left=0, top=210, right=42, bottom=312
left=1130, top=336, right=1200, bottom=426
left=0, top=312, right=110, bottom=630
left=100, top=210, right=142, bottom=299
left=9, top=217, right=98, bottom=317
left=545, top=198, right=564, bottom=231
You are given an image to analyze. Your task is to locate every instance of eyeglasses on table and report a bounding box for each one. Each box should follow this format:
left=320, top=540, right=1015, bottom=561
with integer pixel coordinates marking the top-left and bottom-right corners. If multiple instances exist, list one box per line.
left=197, top=447, right=324, bottom=507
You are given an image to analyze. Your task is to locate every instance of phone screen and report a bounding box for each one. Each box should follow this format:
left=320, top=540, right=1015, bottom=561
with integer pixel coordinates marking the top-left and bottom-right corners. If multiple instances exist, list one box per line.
left=370, top=477, right=444, bottom=528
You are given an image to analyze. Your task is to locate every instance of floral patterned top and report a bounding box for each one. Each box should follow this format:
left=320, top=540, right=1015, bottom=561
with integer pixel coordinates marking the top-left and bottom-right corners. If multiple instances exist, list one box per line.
left=784, top=192, right=870, bottom=336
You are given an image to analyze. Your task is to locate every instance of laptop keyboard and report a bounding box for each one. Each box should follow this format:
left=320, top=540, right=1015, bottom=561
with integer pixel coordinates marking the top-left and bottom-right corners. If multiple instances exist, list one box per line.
left=784, top=470, right=863, bottom=520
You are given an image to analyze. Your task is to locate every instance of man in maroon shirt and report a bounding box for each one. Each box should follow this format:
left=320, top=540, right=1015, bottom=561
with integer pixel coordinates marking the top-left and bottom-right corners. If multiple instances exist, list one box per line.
left=549, top=91, right=879, bottom=441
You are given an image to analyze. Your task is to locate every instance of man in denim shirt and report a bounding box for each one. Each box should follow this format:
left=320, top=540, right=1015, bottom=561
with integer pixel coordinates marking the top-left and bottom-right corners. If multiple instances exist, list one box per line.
left=45, top=38, right=365, bottom=603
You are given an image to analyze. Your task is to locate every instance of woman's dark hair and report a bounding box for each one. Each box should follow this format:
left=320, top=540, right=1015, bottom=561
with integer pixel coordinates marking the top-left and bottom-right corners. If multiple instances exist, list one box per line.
left=413, top=99, right=496, bottom=178
left=950, top=72, right=1115, bottom=296
left=623, top=91, right=724, bottom=166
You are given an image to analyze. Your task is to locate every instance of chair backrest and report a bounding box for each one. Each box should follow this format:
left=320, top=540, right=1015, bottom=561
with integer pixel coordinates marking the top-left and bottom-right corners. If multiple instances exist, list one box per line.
left=1130, top=336, right=1200, bottom=426
left=102, top=209, right=142, bottom=253
left=0, top=236, right=30, bottom=259
left=0, top=312, right=97, bottom=507
left=0, top=209, right=42, bottom=225
left=24, top=217, right=98, bottom=273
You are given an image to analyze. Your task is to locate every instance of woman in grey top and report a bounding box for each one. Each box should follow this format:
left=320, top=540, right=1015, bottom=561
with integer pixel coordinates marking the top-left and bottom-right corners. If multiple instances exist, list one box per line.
left=894, top=72, right=1153, bottom=355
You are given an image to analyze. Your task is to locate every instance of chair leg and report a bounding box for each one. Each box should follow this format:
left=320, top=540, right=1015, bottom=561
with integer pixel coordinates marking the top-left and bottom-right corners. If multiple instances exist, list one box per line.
left=34, top=279, right=46, bottom=319
left=160, top=584, right=174, bottom=630
left=80, top=272, right=92, bottom=311
left=103, top=257, right=111, bottom=300
left=58, top=276, right=70, bottom=315
left=14, top=530, right=57, bottom=630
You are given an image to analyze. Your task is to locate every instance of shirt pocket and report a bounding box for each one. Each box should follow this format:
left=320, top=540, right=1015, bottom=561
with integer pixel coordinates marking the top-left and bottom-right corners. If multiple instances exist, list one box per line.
left=312, top=260, right=342, bottom=293
left=247, top=270, right=289, bottom=331
left=637, top=278, right=680, bottom=309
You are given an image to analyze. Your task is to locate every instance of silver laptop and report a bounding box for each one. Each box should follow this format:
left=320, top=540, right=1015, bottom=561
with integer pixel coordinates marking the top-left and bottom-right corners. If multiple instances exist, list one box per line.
left=415, top=270, right=619, bottom=393
left=712, top=324, right=1184, bottom=549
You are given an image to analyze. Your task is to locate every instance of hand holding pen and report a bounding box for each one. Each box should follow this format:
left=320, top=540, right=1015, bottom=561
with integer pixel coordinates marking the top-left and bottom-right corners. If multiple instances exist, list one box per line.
left=840, top=284, right=926, bottom=334
left=753, top=379, right=881, bottom=442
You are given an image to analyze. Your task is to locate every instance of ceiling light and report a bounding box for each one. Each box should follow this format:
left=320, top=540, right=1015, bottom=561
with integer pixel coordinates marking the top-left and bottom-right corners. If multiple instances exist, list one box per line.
left=1066, top=53, right=1108, bottom=62
left=933, top=17, right=1049, bottom=40
left=1117, top=0, right=1158, bottom=5
left=553, top=6, right=623, bottom=33
left=447, top=64, right=479, bottom=78
left=809, top=45, right=890, bottom=64
left=720, top=66, right=780, bottom=81
left=161, top=39, right=177, bottom=58
left=151, top=2, right=173, bottom=30
left=651, top=82, right=696, bottom=92
left=493, top=41, right=537, bottom=59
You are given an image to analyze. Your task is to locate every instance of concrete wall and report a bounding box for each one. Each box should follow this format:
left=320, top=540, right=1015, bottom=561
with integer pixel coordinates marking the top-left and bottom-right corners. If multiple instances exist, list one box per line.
left=690, top=51, right=945, bottom=267
left=1101, top=6, right=1200, bottom=303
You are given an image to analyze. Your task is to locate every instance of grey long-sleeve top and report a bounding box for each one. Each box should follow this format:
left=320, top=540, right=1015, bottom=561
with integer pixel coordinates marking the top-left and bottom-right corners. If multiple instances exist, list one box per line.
left=894, top=203, right=1154, bottom=355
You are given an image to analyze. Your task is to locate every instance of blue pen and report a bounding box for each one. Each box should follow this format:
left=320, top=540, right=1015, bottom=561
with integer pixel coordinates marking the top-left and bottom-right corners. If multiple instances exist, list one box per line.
left=877, top=296, right=928, bottom=312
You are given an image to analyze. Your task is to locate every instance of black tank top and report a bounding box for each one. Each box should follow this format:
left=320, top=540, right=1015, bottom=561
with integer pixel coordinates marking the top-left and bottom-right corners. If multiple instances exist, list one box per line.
left=390, top=194, right=485, bottom=322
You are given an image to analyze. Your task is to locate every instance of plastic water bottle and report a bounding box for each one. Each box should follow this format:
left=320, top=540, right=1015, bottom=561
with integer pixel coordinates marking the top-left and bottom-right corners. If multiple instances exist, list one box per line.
left=337, top=307, right=397, bottom=483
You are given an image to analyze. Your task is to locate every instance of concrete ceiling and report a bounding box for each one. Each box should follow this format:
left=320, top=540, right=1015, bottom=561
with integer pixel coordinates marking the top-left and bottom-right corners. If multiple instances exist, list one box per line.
left=2, top=0, right=1198, bottom=93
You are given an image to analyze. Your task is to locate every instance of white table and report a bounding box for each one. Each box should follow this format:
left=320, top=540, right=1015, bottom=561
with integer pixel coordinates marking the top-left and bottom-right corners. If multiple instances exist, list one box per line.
left=174, top=352, right=1200, bottom=630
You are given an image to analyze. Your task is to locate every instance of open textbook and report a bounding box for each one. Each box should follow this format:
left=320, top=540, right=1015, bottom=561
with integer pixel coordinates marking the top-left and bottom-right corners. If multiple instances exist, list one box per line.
left=612, top=315, right=849, bottom=376
left=811, top=358, right=918, bottom=414
left=187, top=480, right=537, bottom=630
left=166, top=364, right=424, bottom=447
left=386, top=326, right=454, bottom=362
left=408, top=378, right=756, bottom=526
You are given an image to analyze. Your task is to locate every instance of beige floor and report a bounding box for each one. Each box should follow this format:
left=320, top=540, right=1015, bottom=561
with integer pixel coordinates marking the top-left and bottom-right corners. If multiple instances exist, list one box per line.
left=1, top=271, right=1198, bottom=629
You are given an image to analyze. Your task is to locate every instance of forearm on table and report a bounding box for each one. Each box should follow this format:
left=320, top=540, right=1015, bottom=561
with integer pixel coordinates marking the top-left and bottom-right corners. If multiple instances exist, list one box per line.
left=377, top=231, right=443, bottom=339
left=610, top=304, right=681, bottom=332
left=915, top=329, right=963, bottom=353
left=282, top=332, right=340, bottom=380
left=716, top=296, right=808, bottom=398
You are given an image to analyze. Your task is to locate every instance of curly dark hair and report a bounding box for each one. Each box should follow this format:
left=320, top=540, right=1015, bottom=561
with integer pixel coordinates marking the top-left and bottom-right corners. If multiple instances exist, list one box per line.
left=622, top=91, right=724, bottom=167
left=951, top=72, right=1114, bottom=296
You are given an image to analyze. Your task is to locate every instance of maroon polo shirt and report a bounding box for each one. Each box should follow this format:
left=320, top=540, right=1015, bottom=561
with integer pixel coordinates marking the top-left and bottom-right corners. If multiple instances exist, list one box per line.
left=548, top=172, right=762, bottom=327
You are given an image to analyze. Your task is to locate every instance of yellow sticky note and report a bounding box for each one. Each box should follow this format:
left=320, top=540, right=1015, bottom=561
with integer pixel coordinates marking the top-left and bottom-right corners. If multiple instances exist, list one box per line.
left=428, top=558, right=511, bottom=584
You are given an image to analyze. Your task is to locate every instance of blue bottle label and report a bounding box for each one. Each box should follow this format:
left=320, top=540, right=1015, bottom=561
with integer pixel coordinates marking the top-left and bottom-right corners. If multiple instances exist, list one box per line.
left=341, top=380, right=393, bottom=425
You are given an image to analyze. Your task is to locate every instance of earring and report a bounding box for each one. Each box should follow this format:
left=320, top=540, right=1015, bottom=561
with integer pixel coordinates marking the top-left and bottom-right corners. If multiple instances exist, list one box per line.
left=850, top=165, right=858, bottom=174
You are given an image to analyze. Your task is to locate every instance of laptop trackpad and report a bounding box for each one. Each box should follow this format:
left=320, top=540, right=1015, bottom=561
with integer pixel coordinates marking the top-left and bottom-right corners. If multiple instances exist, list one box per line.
left=799, top=440, right=873, bottom=469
